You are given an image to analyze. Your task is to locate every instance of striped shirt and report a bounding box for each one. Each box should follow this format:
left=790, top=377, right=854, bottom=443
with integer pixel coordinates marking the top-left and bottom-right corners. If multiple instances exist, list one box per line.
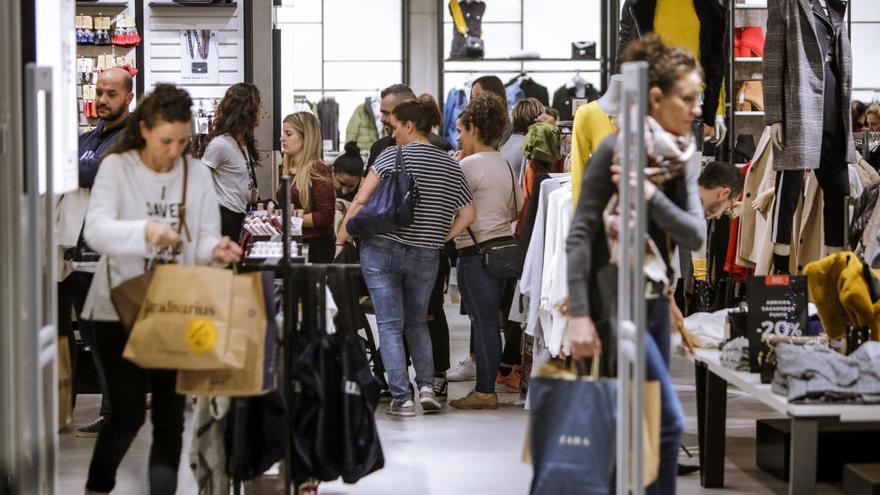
left=372, top=143, right=473, bottom=249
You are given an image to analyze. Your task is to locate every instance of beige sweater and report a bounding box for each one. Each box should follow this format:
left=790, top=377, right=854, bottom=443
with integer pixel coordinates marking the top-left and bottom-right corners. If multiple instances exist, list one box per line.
left=455, top=151, right=524, bottom=249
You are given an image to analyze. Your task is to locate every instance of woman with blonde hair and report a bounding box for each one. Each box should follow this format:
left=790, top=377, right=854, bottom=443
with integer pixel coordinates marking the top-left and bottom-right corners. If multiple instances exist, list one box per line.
left=276, top=111, right=336, bottom=262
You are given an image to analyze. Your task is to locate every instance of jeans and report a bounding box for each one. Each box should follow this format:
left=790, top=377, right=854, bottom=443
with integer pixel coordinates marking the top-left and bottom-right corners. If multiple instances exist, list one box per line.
left=457, top=255, right=506, bottom=394
left=644, top=297, right=684, bottom=495
left=86, top=322, right=185, bottom=494
left=58, top=271, right=110, bottom=417
left=360, top=236, right=439, bottom=401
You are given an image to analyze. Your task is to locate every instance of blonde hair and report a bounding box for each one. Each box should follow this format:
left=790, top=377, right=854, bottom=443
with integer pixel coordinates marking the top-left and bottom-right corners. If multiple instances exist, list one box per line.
left=281, top=112, right=325, bottom=210
left=867, top=103, right=880, bottom=120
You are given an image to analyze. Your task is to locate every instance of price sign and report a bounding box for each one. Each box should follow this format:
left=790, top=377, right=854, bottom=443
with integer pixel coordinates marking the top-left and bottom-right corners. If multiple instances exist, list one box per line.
left=746, top=275, right=808, bottom=372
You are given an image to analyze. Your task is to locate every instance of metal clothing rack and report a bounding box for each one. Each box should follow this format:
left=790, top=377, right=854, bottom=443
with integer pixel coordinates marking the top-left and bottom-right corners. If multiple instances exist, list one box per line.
left=616, top=61, right=648, bottom=495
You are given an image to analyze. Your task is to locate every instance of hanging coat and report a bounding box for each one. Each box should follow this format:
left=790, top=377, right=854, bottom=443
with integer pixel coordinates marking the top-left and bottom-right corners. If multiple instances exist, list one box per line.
left=346, top=103, right=380, bottom=151
left=763, top=0, right=857, bottom=171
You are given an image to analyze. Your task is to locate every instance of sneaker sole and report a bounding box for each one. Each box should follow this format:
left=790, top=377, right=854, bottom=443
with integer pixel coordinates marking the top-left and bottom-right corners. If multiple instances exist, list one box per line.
left=496, top=382, right=520, bottom=393
left=420, top=398, right=442, bottom=413
left=385, top=409, right=416, bottom=417
left=446, top=374, right=476, bottom=383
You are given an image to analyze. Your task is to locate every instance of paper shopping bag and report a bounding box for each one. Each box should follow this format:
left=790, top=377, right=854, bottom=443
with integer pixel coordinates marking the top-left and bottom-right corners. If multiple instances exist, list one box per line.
left=123, top=264, right=246, bottom=370
left=177, top=272, right=278, bottom=396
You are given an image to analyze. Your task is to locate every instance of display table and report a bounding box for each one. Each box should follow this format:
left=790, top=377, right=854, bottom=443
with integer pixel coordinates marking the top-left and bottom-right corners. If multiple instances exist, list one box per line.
left=687, top=347, right=880, bottom=494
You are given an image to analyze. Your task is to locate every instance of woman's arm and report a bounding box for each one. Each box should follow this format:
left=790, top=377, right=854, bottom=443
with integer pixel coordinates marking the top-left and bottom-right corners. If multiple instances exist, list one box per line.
left=566, top=138, right=617, bottom=318
left=335, top=170, right=381, bottom=246
left=445, top=203, right=476, bottom=241
left=301, top=172, right=336, bottom=229
left=84, top=157, right=152, bottom=257
left=647, top=165, right=706, bottom=252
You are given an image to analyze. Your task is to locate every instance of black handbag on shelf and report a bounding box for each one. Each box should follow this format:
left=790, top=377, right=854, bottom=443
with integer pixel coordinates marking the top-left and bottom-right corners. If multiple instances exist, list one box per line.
left=571, top=41, right=596, bottom=60
left=466, top=161, right=521, bottom=279
left=465, top=36, right=485, bottom=58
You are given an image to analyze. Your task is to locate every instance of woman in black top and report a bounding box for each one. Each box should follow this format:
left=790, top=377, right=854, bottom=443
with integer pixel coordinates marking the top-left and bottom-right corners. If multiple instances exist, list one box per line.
left=566, top=34, right=706, bottom=494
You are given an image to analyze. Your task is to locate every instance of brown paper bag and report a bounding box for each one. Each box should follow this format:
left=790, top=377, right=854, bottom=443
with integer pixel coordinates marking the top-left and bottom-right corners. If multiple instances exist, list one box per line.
left=177, top=272, right=276, bottom=396
left=123, top=264, right=247, bottom=370
left=57, top=336, right=73, bottom=431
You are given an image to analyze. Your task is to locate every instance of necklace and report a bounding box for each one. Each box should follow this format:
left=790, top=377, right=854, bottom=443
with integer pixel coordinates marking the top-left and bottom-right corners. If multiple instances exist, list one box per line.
left=185, top=30, right=195, bottom=59
left=194, top=30, right=210, bottom=60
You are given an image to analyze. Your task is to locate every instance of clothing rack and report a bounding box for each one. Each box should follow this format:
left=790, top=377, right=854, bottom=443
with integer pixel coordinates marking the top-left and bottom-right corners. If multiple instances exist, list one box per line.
left=855, top=130, right=880, bottom=157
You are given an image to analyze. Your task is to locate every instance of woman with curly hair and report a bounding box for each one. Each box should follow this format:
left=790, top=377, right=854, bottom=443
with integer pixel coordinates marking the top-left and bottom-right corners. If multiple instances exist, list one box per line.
left=276, top=111, right=336, bottom=262
left=82, top=83, right=241, bottom=494
left=201, top=82, right=262, bottom=240
left=449, top=93, right=524, bottom=410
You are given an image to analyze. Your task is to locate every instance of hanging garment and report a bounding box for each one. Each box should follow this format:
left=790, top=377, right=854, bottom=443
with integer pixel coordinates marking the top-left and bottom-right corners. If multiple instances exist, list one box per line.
left=448, top=0, right=486, bottom=59
left=538, top=185, right=573, bottom=357
left=763, top=0, right=856, bottom=171
left=551, top=83, right=599, bottom=123
left=505, top=80, right=526, bottom=115
left=617, top=0, right=727, bottom=124
left=318, top=98, right=340, bottom=152
left=225, top=392, right=286, bottom=481
left=190, top=397, right=231, bottom=495
left=804, top=252, right=880, bottom=340
left=345, top=101, right=380, bottom=151
left=519, top=78, right=550, bottom=107
left=443, top=87, right=468, bottom=149
left=570, top=101, right=615, bottom=207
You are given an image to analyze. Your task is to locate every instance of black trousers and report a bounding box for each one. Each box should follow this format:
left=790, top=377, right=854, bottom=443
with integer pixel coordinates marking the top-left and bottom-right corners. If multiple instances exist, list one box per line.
left=219, top=205, right=246, bottom=242
left=86, top=321, right=185, bottom=494
left=58, top=271, right=110, bottom=416
left=305, top=233, right=335, bottom=264
left=427, top=253, right=451, bottom=372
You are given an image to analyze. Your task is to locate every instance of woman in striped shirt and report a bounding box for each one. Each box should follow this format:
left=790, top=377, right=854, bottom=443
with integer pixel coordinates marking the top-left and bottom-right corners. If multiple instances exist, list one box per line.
left=336, top=95, right=476, bottom=417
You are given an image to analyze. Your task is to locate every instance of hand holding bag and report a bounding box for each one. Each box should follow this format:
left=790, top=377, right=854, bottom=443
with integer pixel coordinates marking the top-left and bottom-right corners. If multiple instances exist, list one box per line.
left=466, top=160, right=521, bottom=279
left=346, top=146, right=418, bottom=236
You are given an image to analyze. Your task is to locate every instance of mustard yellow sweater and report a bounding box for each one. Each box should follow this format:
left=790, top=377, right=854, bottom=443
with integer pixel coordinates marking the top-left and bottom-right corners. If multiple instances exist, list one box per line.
left=571, top=101, right=616, bottom=206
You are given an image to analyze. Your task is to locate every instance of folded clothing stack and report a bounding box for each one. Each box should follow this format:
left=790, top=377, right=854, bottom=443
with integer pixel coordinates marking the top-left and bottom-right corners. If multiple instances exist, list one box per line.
left=772, top=342, right=880, bottom=404
left=720, top=336, right=750, bottom=371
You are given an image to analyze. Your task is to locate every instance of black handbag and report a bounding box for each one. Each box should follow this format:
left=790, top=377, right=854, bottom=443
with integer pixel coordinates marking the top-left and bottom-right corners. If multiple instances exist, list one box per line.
left=347, top=146, right=418, bottom=236
left=466, top=161, right=521, bottom=279
left=571, top=41, right=596, bottom=60
left=465, top=36, right=485, bottom=58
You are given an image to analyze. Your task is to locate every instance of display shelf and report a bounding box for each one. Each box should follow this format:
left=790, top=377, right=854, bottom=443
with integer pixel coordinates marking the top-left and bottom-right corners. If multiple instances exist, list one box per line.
left=736, top=2, right=768, bottom=9
left=735, top=111, right=765, bottom=116
left=76, top=2, right=129, bottom=8
left=148, top=1, right=237, bottom=7
left=445, top=57, right=602, bottom=63
left=735, top=57, right=763, bottom=63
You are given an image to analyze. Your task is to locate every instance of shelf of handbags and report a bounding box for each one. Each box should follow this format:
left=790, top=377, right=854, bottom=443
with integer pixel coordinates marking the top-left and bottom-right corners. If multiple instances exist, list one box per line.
left=728, top=0, right=768, bottom=162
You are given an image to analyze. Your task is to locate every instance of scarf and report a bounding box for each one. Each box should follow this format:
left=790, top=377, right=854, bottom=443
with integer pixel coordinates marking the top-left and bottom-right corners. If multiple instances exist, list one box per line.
left=615, top=115, right=696, bottom=185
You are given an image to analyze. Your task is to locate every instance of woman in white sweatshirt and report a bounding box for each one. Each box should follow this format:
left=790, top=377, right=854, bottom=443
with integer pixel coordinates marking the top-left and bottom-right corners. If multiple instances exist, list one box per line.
left=81, top=84, right=241, bottom=495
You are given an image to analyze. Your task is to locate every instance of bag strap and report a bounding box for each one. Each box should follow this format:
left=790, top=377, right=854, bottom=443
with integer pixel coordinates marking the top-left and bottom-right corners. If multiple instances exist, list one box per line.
left=449, top=0, right=469, bottom=36
left=394, top=145, right=404, bottom=173
left=466, top=158, right=518, bottom=253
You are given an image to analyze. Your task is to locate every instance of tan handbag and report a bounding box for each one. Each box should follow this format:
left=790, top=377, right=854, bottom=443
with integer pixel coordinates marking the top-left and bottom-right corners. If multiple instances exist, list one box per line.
left=110, top=157, right=191, bottom=332
left=736, top=81, right=764, bottom=112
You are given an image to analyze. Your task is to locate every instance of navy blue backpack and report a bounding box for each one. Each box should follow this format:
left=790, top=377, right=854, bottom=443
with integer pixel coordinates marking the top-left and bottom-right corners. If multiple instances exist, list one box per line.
left=346, top=146, right=418, bottom=236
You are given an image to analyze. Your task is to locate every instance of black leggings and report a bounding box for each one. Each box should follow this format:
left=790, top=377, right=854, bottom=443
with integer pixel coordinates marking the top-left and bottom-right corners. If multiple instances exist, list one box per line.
left=86, top=321, right=185, bottom=494
left=219, top=205, right=246, bottom=242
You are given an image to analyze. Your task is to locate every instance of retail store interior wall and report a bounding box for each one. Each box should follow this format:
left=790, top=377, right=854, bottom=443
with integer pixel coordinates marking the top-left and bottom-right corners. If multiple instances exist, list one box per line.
left=851, top=1, right=880, bottom=103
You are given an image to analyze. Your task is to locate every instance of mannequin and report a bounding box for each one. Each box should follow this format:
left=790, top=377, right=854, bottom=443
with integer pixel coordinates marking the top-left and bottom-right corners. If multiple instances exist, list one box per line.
left=617, top=0, right=728, bottom=144
left=764, top=0, right=856, bottom=273
left=570, top=75, right=621, bottom=205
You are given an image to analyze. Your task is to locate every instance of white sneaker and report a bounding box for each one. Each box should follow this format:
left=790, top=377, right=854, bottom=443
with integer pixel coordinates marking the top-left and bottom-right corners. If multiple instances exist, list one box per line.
left=447, top=355, right=476, bottom=382
left=419, top=386, right=442, bottom=413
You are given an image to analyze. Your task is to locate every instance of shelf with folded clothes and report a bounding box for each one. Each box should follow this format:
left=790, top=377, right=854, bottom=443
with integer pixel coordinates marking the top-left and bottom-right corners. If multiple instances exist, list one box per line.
left=735, top=111, right=765, bottom=116
left=734, top=57, right=763, bottom=63
left=148, top=1, right=237, bottom=7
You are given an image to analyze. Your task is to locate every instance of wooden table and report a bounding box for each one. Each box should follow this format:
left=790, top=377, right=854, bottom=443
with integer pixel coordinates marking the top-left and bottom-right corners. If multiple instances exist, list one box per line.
left=689, top=347, right=880, bottom=495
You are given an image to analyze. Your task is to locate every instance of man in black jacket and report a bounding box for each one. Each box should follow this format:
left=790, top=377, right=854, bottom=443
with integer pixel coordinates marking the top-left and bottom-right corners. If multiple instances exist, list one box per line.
left=616, top=0, right=727, bottom=144
left=61, top=67, right=132, bottom=438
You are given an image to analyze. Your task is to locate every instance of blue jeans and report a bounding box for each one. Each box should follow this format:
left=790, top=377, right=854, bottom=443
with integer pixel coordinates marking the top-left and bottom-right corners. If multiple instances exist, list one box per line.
left=457, top=255, right=506, bottom=393
left=360, top=236, right=440, bottom=401
left=644, top=297, right=684, bottom=495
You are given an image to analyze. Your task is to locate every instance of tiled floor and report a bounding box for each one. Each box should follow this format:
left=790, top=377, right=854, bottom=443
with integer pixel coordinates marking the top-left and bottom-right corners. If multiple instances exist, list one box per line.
left=59, top=302, right=846, bottom=494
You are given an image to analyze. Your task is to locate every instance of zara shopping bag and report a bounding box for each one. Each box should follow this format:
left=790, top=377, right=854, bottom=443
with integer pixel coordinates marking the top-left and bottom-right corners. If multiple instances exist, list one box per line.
left=528, top=359, right=617, bottom=495
left=177, top=271, right=278, bottom=395
left=346, top=146, right=418, bottom=236
left=123, top=264, right=247, bottom=370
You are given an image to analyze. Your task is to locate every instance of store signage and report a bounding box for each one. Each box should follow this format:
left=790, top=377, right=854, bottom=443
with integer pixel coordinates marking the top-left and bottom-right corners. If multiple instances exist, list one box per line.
left=746, top=275, right=808, bottom=372
left=180, top=29, right=219, bottom=84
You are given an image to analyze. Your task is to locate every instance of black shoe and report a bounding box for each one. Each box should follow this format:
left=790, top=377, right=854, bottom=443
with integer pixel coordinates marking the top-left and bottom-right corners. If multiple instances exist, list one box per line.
left=76, top=416, right=106, bottom=438
left=379, top=388, right=393, bottom=404
left=677, top=463, right=700, bottom=476
left=433, top=376, right=448, bottom=403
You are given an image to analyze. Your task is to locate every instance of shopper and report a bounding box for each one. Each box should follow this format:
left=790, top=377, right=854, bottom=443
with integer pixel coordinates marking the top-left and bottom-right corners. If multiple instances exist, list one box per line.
left=448, top=93, right=523, bottom=410
left=852, top=100, right=868, bottom=133
left=276, top=111, right=336, bottom=263
left=81, top=84, right=242, bottom=495
left=335, top=95, right=476, bottom=417
left=471, top=75, right=512, bottom=145
left=500, top=97, right=545, bottom=180
left=867, top=103, right=880, bottom=132
left=201, top=82, right=262, bottom=240
left=367, top=84, right=452, bottom=169
left=332, top=141, right=364, bottom=235
left=566, top=34, right=706, bottom=495
left=58, top=67, right=133, bottom=439
left=367, top=84, right=456, bottom=400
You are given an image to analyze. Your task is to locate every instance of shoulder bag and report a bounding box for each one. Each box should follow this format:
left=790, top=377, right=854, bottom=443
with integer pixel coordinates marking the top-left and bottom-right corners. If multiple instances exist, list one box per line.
left=467, top=160, right=522, bottom=279
left=346, top=146, right=418, bottom=236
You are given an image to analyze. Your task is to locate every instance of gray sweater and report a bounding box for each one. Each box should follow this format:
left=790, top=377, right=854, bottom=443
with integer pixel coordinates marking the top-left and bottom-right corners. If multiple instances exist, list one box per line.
left=566, top=136, right=705, bottom=317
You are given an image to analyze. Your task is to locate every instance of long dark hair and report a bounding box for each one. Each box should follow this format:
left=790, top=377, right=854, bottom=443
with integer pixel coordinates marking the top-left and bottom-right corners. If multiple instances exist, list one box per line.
left=204, top=82, right=261, bottom=166
left=106, top=84, right=193, bottom=155
left=473, top=75, right=508, bottom=111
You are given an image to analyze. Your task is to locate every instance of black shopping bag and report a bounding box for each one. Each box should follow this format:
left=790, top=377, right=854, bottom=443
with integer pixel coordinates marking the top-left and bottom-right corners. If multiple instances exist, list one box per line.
left=528, top=360, right=617, bottom=495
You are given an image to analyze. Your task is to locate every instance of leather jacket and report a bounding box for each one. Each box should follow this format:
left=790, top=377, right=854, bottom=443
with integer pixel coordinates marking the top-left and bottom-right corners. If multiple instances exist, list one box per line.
left=617, top=0, right=727, bottom=123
